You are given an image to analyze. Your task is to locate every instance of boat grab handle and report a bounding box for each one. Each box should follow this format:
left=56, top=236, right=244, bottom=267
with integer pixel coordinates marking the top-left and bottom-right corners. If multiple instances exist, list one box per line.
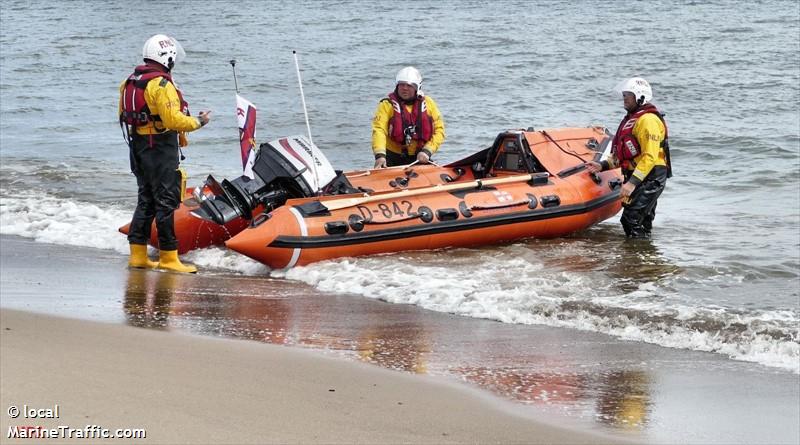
left=469, top=198, right=532, bottom=210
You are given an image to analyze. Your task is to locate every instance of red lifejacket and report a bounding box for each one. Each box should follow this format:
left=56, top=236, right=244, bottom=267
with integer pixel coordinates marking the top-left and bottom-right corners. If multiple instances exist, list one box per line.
left=612, top=104, right=670, bottom=173
left=120, top=64, right=189, bottom=129
left=385, top=92, right=433, bottom=148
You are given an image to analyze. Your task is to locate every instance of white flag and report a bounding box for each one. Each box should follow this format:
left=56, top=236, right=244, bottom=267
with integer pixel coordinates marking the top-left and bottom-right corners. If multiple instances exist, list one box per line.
left=236, top=94, right=258, bottom=179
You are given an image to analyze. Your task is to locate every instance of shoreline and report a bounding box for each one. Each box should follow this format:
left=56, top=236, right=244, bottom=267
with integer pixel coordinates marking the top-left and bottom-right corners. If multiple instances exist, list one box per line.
left=0, top=308, right=622, bottom=444
left=1, top=235, right=798, bottom=444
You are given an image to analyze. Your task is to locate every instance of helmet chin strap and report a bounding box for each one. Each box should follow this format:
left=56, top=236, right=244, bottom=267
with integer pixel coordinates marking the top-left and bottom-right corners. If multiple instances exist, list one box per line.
left=143, top=58, right=171, bottom=73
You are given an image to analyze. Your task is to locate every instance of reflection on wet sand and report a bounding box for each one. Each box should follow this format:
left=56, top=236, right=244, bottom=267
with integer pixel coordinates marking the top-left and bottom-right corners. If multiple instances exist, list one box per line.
left=207, top=295, right=293, bottom=346
left=123, top=270, right=176, bottom=329
left=356, top=324, right=431, bottom=374
left=596, top=370, right=650, bottom=429
left=120, top=272, right=653, bottom=431
left=453, top=366, right=651, bottom=430
left=454, top=367, right=587, bottom=403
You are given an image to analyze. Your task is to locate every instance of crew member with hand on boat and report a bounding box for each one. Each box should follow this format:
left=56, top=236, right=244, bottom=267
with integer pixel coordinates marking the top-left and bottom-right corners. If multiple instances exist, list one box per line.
left=371, top=66, right=445, bottom=168
left=586, top=77, right=672, bottom=238
left=119, top=34, right=211, bottom=273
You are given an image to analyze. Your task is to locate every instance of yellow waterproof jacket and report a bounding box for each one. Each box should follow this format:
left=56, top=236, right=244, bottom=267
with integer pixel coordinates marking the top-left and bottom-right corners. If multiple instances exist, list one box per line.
left=608, top=113, right=668, bottom=186
left=118, top=76, right=201, bottom=140
left=371, top=95, right=445, bottom=158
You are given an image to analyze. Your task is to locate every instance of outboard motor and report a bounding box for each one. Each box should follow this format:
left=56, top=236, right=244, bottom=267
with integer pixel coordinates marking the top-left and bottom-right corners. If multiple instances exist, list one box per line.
left=191, top=136, right=337, bottom=225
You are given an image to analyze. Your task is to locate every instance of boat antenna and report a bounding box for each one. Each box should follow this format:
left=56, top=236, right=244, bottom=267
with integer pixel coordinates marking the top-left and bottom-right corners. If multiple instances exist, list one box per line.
left=292, top=50, right=320, bottom=194
left=230, top=59, right=239, bottom=94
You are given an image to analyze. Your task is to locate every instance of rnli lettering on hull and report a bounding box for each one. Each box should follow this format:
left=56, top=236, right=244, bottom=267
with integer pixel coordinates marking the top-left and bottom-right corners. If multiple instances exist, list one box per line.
left=270, top=192, right=619, bottom=249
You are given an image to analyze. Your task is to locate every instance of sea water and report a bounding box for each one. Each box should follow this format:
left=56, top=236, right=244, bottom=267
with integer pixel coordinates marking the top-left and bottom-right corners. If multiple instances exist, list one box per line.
left=1, top=0, right=798, bottom=375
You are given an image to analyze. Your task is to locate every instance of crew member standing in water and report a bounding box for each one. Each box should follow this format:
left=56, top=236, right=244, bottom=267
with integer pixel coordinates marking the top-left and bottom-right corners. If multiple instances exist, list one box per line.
left=371, top=66, right=445, bottom=168
left=119, top=34, right=211, bottom=272
left=586, top=77, right=672, bottom=238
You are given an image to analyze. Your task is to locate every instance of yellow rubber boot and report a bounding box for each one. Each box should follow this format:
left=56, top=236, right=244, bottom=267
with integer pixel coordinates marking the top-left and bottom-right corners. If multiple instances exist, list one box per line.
left=157, top=250, right=198, bottom=274
left=128, top=243, right=158, bottom=269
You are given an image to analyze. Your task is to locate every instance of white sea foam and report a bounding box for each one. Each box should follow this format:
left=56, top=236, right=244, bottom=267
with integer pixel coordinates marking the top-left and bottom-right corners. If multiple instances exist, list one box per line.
left=0, top=190, right=267, bottom=275
left=186, top=246, right=268, bottom=276
left=0, top=190, right=130, bottom=253
left=285, top=256, right=800, bottom=374
left=2, top=191, right=798, bottom=373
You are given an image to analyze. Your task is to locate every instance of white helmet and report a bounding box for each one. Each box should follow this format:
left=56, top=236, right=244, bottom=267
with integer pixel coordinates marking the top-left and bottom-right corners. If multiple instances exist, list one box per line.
left=142, top=34, right=185, bottom=71
left=615, top=77, right=653, bottom=105
left=395, top=66, right=422, bottom=90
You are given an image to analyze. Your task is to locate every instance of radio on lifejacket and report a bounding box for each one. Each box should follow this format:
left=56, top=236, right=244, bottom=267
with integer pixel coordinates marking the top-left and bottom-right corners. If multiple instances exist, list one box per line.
left=403, top=125, right=416, bottom=146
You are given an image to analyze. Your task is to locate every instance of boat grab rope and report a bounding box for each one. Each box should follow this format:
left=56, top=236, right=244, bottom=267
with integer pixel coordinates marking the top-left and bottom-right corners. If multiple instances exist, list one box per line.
left=540, top=130, right=587, bottom=163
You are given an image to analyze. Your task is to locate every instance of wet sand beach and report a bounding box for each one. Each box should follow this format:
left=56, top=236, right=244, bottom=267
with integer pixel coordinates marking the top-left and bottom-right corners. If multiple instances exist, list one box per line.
left=1, top=309, right=619, bottom=444
left=1, top=235, right=798, bottom=444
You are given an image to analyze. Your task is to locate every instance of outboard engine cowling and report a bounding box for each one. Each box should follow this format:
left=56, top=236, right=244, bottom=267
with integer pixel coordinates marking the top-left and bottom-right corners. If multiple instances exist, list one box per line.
left=191, top=136, right=337, bottom=225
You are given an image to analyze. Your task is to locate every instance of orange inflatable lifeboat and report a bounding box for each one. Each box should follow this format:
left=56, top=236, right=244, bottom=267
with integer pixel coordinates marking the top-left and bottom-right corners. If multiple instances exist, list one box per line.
left=215, top=127, right=623, bottom=269
left=117, top=135, right=328, bottom=254
left=117, top=185, right=254, bottom=254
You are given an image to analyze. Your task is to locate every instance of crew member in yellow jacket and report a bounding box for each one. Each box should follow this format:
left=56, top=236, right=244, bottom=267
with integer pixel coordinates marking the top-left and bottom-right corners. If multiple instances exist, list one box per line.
left=372, top=66, right=445, bottom=168
left=119, top=34, right=211, bottom=272
left=586, top=77, right=672, bottom=238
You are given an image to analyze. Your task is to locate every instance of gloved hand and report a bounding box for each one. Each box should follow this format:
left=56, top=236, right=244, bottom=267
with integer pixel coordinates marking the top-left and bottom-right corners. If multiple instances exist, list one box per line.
left=621, top=181, right=635, bottom=202
left=374, top=157, right=387, bottom=169
left=416, top=150, right=431, bottom=164
left=585, top=161, right=602, bottom=173
left=198, top=110, right=212, bottom=126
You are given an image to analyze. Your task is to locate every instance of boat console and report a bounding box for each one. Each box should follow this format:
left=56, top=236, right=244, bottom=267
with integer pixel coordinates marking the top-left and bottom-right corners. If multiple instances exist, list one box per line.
left=448, top=130, right=547, bottom=179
